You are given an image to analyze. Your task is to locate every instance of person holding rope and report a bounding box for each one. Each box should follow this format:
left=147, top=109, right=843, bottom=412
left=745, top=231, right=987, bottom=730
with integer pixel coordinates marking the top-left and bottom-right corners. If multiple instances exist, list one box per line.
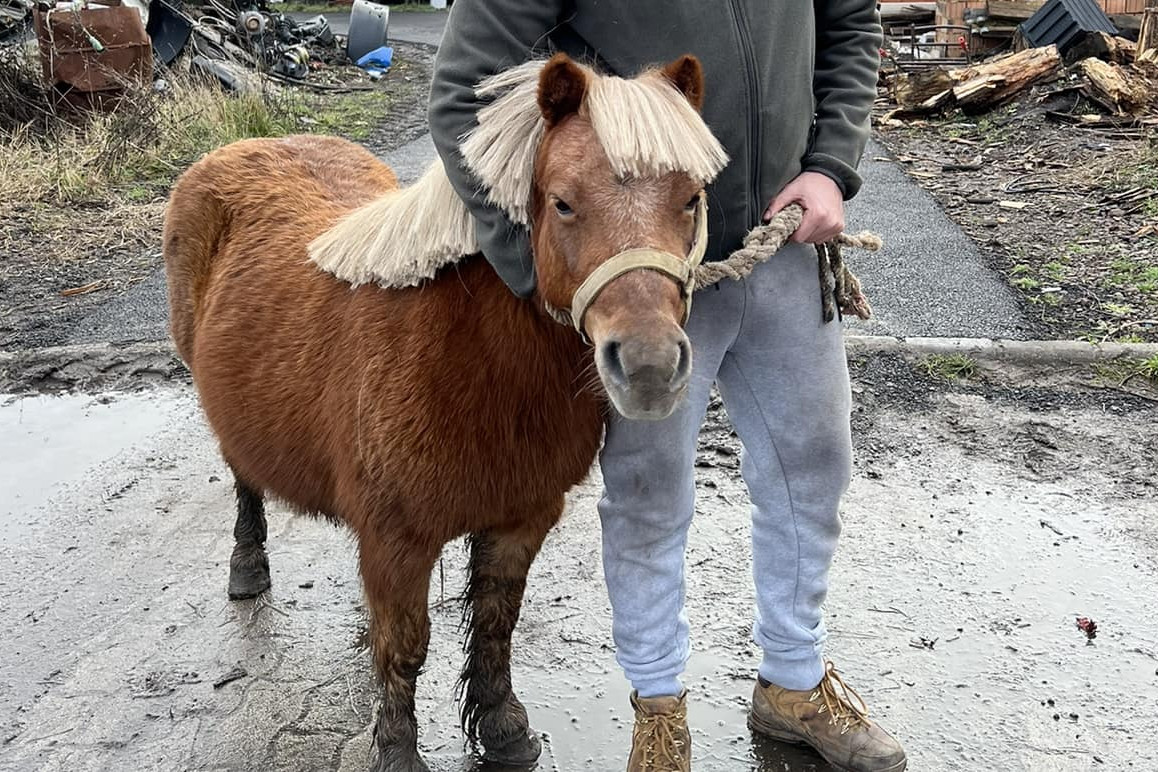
left=429, top=2, right=905, bottom=770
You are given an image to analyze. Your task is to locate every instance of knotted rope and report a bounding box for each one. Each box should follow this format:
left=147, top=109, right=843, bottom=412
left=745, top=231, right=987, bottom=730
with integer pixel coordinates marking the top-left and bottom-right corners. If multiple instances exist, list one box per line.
left=693, top=203, right=883, bottom=322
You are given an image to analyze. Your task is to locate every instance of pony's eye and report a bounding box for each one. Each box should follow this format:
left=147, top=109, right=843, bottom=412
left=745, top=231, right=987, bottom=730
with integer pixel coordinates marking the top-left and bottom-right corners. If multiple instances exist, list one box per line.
left=684, top=193, right=701, bottom=212
left=554, top=198, right=575, bottom=217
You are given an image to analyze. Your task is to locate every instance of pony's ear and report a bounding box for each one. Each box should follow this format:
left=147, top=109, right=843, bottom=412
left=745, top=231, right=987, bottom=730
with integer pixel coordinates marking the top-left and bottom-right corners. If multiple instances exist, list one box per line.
left=660, top=55, right=705, bottom=112
left=538, top=53, right=588, bottom=128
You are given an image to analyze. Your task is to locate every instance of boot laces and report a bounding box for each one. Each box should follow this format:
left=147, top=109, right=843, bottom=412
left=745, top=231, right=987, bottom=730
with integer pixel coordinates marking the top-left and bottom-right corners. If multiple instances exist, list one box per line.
left=810, top=661, right=870, bottom=734
left=636, top=705, right=687, bottom=768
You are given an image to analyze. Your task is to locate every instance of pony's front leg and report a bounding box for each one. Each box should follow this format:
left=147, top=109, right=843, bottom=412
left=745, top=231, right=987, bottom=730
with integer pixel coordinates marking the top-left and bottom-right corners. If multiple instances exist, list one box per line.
left=360, top=531, right=439, bottom=772
left=459, top=502, right=560, bottom=766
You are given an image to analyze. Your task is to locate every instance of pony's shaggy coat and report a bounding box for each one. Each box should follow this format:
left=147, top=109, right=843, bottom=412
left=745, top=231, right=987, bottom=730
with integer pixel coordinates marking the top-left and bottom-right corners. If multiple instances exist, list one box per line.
left=307, top=59, right=728, bottom=289
left=165, top=53, right=715, bottom=770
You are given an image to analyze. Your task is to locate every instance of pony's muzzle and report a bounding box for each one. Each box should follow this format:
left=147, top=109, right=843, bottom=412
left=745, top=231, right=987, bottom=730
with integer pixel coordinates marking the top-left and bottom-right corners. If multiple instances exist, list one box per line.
left=597, top=331, right=692, bottom=421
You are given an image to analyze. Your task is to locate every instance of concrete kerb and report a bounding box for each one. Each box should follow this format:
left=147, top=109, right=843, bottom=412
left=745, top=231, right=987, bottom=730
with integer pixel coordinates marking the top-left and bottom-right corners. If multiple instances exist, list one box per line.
left=843, top=335, right=1158, bottom=365
left=2, top=336, right=1157, bottom=394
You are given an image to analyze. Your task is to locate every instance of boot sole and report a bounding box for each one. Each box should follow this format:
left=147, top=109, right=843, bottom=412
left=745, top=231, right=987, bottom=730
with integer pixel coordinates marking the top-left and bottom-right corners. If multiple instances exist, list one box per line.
left=747, top=713, right=907, bottom=772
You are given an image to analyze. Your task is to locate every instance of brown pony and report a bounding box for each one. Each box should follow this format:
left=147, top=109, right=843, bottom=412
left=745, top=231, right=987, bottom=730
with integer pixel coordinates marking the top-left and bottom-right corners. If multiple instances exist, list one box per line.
left=163, top=54, right=726, bottom=772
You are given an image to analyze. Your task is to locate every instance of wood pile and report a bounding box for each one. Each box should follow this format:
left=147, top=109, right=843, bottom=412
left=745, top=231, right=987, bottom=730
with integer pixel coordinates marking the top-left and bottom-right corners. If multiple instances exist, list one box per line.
left=888, top=18, right=1158, bottom=118
left=1079, top=57, right=1158, bottom=113
left=891, top=44, right=1063, bottom=113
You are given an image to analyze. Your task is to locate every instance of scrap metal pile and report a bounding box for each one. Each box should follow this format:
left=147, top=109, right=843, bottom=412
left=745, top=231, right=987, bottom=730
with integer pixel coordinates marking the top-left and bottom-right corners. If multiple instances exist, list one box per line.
left=1, top=0, right=391, bottom=103
left=882, top=1, right=1158, bottom=121
left=178, top=0, right=351, bottom=86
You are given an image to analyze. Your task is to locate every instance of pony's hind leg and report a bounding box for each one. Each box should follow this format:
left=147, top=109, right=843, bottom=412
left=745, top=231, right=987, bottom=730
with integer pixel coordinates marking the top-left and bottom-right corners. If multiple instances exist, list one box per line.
left=227, top=472, right=271, bottom=600
left=459, top=506, right=559, bottom=766
left=361, top=532, right=439, bottom=772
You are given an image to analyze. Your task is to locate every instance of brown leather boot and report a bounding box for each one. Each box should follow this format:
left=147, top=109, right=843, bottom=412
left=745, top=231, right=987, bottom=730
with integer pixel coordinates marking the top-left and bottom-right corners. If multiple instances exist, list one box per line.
left=748, top=661, right=906, bottom=772
left=627, top=691, right=691, bottom=772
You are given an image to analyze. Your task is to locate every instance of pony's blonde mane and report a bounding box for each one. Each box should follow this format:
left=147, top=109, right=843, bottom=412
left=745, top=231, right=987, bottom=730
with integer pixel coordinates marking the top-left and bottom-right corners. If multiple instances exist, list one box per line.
left=308, top=162, right=476, bottom=288
left=309, top=59, right=728, bottom=289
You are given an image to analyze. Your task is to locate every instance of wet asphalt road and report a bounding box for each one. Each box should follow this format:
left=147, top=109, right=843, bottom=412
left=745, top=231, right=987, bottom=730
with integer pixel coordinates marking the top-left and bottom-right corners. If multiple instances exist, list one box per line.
left=3, top=379, right=1156, bottom=771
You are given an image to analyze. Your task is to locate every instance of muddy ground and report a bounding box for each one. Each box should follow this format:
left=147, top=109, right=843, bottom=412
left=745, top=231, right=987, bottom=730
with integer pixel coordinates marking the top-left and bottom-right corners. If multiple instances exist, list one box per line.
left=3, top=358, right=1156, bottom=772
left=0, top=41, right=435, bottom=352
left=875, top=100, right=1158, bottom=343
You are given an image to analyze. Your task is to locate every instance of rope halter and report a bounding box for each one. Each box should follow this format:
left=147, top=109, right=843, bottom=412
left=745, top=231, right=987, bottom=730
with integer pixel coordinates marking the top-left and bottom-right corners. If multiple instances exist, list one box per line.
left=546, top=192, right=710, bottom=337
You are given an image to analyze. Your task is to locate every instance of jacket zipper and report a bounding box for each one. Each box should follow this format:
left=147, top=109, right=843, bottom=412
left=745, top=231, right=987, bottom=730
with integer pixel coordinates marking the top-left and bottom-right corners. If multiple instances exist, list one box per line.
left=728, top=0, right=762, bottom=223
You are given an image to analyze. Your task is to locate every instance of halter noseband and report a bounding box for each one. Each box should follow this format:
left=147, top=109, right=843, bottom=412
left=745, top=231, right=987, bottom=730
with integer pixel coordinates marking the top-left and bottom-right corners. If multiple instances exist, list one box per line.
left=548, top=192, right=710, bottom=337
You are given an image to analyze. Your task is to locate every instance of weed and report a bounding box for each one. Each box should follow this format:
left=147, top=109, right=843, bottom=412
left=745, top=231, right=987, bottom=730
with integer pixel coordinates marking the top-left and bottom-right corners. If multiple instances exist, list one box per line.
left=1106, top=258, right=1158, bottom=294
left=1103, top=302, right=1135, bottom=317
left=1109, top=146, right=1158, bottom=192
left=1095, top=356, right=1158, bottom=387
left=1139, top=355, right=1158, bottom=382
left=1138, top=267, right=1158, bottom=294
left=1043, top=261, right=1067, bottom=280
left=921, top=354, right=977, bottom=381
left=1013, top=276, right=1040, bottom=290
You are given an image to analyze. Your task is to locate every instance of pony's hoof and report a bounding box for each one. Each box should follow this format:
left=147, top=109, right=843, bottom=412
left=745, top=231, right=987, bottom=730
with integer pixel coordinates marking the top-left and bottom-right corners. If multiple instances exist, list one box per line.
left=369, top=745, right=431, bottom=772
left=228, top=544, right=271, bottom=599
left=481, top=728, right=542, bottom=767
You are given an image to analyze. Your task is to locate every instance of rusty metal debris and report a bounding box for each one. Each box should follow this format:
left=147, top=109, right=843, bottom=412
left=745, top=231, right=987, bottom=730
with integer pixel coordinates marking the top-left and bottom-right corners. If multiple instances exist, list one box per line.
left=32, top=0, right=152, bottom=98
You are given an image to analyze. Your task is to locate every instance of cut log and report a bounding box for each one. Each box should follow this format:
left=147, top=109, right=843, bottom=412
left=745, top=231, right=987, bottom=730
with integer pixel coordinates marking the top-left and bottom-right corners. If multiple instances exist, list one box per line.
left=950, top=44, right=1063, bottom=112
left=1079, top=57, right=1151, bottom=114
left=1064, top=31, right=1136, bottom=64
left=893, top=68, right=955, bottom=109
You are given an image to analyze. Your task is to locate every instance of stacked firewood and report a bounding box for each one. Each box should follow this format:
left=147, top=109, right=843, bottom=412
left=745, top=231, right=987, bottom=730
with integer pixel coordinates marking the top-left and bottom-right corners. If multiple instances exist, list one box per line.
left=887, top=9, right=1158, bottom=117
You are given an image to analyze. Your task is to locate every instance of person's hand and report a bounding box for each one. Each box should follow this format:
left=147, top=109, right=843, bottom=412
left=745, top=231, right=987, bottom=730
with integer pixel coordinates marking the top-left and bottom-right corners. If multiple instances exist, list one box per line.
left=764, top=171, right=845, bottom=244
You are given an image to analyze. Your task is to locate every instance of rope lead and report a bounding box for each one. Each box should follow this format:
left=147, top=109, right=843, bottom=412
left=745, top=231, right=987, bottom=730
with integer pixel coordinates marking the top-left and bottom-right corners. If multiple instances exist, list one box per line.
left=693, top=203, right=882, bottom=322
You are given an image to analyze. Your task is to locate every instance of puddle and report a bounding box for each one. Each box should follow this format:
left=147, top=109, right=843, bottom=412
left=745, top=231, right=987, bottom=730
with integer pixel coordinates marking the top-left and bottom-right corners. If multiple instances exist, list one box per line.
left=0, top=391, right=189, bottom=534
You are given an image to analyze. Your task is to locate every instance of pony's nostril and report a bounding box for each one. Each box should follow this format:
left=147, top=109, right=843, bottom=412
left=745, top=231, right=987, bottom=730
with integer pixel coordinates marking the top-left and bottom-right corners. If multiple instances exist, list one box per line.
left=600, top=340, right=628, bottom=386
left=673, top=338, right=692, bottom=383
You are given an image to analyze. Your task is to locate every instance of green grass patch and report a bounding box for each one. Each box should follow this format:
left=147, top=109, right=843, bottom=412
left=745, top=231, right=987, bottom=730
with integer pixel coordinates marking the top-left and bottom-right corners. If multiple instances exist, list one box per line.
left=303, top=90, right=394, bottom=141
left=920, top=354, right=977, bottom=382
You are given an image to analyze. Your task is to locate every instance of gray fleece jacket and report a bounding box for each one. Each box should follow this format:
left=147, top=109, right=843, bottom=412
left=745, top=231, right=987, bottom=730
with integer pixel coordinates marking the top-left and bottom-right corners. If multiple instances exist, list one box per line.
left=428, top=0, right=883, bottom=298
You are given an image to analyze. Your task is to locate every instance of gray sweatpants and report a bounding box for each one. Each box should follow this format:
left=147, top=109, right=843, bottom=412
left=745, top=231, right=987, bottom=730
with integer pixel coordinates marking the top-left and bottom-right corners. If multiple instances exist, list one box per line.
left=597, top=242, right=853, bottom=698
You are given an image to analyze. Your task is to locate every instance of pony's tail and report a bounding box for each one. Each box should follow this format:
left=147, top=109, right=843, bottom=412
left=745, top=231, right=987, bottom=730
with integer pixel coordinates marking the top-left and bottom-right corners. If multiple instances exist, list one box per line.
left=162, top=159, right=229, bottom=365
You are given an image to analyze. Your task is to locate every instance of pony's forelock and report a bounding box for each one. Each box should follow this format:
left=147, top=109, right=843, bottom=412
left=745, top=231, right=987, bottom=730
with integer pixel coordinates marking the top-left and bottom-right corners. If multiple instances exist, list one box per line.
left=460, top=60, right=728, bottom=226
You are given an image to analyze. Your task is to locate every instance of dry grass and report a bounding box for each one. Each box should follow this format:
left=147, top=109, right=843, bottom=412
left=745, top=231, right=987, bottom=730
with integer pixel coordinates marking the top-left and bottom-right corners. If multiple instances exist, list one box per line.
left=1, top=46, right=306, bottom=265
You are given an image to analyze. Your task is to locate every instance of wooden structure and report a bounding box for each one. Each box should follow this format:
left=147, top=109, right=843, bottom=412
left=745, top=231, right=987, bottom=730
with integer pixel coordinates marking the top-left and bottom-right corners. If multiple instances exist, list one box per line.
left=930, top=0, right=1151, bottom=58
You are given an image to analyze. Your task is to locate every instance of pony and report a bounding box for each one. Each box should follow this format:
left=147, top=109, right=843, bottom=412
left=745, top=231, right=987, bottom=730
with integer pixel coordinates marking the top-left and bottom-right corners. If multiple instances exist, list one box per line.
left=162, top=53, right=727, bottom=772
